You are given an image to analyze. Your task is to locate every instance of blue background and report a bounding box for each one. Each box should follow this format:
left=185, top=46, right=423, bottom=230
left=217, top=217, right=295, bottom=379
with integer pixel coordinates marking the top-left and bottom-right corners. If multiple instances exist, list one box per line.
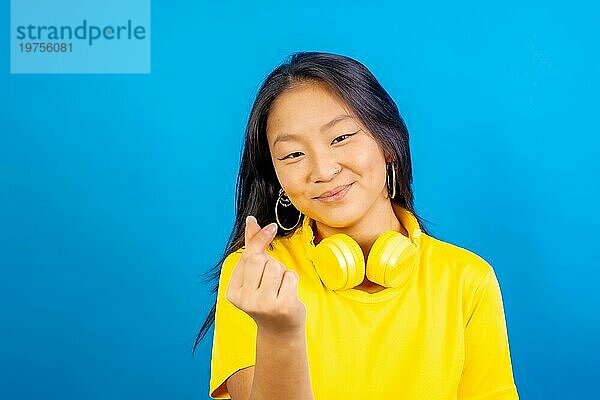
left=1, top=1, right=598, bottom=399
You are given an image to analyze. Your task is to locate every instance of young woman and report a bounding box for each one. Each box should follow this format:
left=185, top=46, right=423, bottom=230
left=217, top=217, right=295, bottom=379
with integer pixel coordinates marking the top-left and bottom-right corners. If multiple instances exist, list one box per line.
left=193, top=51, right=519, bottom=400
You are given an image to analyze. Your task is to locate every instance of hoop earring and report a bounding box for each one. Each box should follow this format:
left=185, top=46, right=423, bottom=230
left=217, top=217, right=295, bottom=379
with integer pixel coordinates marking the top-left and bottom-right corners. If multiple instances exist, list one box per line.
left=386, top=161, right=397, bottom=200
left=275, top=188, right=303, bottom=231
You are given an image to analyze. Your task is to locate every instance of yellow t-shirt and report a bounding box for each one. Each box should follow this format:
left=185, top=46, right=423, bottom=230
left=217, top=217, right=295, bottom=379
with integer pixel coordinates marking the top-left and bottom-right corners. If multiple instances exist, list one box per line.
left=209, top=207, right=519, bottom=399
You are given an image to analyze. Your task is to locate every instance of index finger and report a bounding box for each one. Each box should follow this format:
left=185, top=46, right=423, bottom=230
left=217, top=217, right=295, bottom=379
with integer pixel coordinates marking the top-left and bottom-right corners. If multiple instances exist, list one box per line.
left=244, top=220, right=278, bottom=255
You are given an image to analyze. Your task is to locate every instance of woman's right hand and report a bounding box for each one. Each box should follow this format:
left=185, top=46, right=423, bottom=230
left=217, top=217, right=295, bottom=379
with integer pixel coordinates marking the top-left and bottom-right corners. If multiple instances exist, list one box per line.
left=225, top=215, right=307, bottom=335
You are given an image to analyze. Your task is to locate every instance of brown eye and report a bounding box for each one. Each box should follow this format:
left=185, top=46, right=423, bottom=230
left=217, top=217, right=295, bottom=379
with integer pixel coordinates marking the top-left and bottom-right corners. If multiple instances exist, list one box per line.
left=279, top=152, right=303, bottom=160
left=332, top=131, right=358, bottom=144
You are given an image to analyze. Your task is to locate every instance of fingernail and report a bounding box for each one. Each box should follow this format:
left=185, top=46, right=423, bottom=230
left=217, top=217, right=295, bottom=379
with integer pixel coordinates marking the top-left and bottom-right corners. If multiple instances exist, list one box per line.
left=266, top=223, right=277, bottom=234
left=246, top=216, right=252, bottom=226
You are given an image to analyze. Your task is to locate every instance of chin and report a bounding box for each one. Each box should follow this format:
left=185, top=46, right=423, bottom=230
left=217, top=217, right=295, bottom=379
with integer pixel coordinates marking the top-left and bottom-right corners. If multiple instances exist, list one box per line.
left=315, top=206, right=364, bottom=228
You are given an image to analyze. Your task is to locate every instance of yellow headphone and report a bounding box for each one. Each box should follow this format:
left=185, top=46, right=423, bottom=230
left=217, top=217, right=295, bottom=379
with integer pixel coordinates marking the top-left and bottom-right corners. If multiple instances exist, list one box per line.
left=300, top=202, right=422, bottom=291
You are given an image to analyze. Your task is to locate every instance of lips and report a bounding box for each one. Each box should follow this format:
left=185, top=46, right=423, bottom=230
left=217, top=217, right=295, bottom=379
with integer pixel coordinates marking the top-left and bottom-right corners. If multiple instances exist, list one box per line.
left=315, top=183, right=353, bottom=199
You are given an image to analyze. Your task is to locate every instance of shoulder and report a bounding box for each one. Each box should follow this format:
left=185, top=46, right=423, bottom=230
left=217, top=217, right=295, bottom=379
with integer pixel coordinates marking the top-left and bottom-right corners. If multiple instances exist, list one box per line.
left=419, top=234, right=503, bottom=324
left=222, top=247, right=244, bottom=266
left=419, top=233, right=494, bottom=288
left=218, top=248, right=245, bottom=285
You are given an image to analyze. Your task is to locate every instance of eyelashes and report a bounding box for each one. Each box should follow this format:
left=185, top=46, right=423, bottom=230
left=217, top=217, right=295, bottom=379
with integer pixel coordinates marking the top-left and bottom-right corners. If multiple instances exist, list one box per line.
left=278, top=131, right=359, bottom=161
left=331, top=133, right=354, bottom=144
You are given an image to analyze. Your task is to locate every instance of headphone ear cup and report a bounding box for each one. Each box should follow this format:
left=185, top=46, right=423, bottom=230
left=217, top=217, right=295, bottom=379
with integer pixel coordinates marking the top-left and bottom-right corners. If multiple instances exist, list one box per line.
left=367, top=231, right=418, bottom=288
left=311, top=234, right=365, bottom=290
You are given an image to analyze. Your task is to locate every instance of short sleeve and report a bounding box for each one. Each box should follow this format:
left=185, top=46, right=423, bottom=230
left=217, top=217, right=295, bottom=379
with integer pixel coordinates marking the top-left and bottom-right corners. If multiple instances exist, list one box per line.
left=457, top=265, right=519, bottom=400
left=209, top=249, right=258, bottom=399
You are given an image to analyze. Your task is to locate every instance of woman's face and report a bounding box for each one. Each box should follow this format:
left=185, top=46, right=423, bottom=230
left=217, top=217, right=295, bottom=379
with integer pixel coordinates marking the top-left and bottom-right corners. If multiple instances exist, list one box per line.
left=266, top=81, right=390, bottom=228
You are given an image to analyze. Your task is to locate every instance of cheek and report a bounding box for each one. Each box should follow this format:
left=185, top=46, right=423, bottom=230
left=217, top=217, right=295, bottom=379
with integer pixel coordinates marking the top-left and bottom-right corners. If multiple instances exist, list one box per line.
left=276, top=168, right=305, bottom=196
left=282, top=174, right=313, bottom=211
left=352, top=141, right=385, bottom=177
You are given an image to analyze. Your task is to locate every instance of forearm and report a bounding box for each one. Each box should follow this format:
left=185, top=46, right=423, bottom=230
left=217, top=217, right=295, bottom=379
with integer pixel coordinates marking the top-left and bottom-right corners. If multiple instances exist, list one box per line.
left=249, top=326, right=314, bottom=400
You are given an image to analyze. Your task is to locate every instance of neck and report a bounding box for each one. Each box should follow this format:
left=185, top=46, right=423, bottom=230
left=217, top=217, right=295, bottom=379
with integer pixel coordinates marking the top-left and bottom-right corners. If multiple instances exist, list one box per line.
left=312, top=197, right=409, bottom=260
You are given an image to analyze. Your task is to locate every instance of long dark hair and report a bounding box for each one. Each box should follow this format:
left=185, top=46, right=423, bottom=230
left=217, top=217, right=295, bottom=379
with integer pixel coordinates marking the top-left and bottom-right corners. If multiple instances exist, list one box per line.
left=191, top=51, right=435, bottom=356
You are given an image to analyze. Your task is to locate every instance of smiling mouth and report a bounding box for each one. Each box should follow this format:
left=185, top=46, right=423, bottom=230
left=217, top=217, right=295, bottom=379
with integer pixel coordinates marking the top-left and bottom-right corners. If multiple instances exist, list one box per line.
left=314, top=182, right=354, bottom=202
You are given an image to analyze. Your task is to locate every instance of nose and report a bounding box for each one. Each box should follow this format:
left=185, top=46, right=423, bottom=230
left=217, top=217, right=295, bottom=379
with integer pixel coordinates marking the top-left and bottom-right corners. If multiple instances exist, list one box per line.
left=310, top=152, right=341, bottom=183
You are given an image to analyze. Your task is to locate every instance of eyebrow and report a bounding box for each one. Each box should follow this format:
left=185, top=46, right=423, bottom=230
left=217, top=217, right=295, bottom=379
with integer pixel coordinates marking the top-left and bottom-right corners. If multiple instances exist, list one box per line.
left=272, top=114, right=352, bottom=147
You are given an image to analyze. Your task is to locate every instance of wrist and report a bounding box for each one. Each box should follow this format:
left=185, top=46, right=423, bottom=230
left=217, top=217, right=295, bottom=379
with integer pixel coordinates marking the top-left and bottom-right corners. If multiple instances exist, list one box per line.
left=257, top=325, right=306, bottom=344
